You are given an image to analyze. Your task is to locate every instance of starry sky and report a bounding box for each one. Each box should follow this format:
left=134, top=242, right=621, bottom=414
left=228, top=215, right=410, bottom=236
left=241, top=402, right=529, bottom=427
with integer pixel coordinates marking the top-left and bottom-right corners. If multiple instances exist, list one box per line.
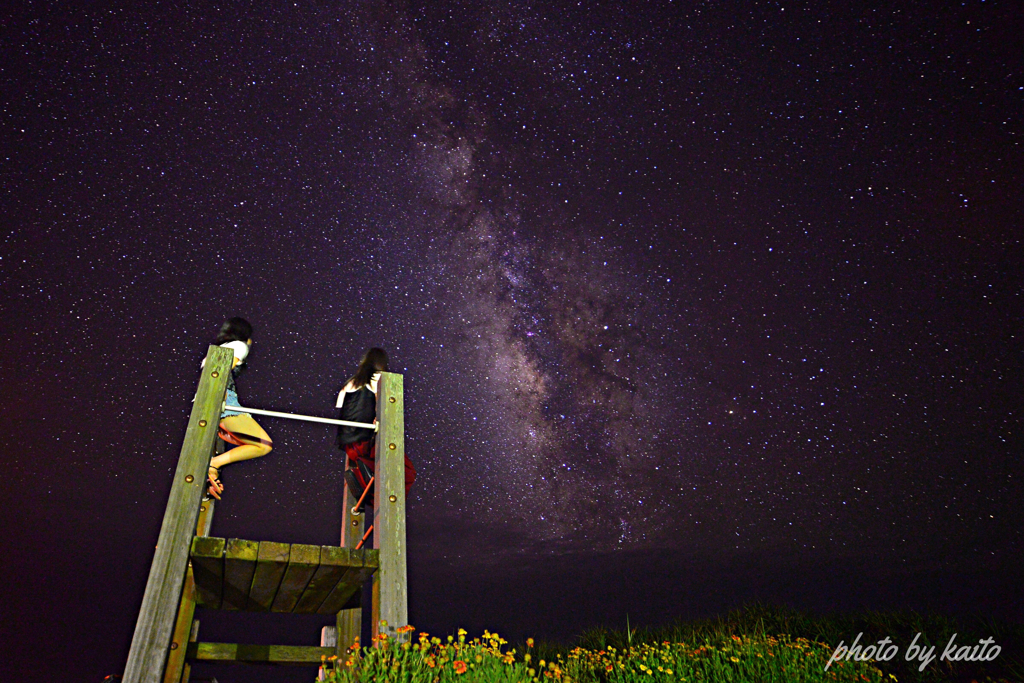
left=1, top=1, right=1022, bottom=681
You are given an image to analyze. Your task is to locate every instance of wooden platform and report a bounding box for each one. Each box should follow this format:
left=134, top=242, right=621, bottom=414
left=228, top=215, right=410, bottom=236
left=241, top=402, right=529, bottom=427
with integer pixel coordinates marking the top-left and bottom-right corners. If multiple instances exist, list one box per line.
left=190, top=537, right=378, bottom=614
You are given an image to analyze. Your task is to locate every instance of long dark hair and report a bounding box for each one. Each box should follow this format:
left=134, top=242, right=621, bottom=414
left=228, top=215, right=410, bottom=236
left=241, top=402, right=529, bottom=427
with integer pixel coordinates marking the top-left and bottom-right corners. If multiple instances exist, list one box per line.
left=215, top=317, right=253, bottom=344
left=349, top=347, right=388, bottom=388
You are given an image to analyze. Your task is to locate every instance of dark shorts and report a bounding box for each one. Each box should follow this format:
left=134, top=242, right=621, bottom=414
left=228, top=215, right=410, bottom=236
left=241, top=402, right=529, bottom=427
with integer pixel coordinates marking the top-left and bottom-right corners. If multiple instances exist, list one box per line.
left=343, top=439, right=416, bottom=492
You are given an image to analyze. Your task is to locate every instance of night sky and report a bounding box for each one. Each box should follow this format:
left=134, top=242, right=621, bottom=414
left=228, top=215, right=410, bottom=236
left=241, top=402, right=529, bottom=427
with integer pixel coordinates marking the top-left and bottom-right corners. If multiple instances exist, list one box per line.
left=2, top=2, right=1022, bottom=681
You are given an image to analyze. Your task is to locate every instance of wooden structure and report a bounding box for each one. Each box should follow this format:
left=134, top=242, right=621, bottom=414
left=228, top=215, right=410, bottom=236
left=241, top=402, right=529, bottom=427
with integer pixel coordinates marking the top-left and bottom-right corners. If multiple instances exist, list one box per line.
left=122, top=345, right=409, bottom=683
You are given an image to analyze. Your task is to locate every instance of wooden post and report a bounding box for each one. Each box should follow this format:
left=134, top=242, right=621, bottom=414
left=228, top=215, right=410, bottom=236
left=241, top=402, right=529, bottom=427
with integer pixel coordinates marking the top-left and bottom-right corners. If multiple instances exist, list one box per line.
left=123, top=345, right=232, bottom=683
left=336, top=448, right=366, bottom=657
left=162, top=496, right=216, bottom=683
left=371, top=372, right=407, bottom=643
left=319, top=627, right=336, bottom=681
left=182, top=620, right=199, bottom=683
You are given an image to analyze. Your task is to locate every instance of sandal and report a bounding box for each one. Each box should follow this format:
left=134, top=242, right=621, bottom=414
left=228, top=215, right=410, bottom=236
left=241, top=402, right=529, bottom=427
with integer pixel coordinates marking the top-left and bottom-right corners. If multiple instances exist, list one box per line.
left=206, top=466, right=224, bottom=501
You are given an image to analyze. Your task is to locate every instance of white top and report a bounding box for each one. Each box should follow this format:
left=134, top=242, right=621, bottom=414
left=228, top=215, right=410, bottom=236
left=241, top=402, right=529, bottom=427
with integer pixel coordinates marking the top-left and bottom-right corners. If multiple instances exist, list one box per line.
left=221, top=340, right=249, bottom=364
left=200, top=340, right=249, bottom=368
left=336, top=372, right=381, bottom=408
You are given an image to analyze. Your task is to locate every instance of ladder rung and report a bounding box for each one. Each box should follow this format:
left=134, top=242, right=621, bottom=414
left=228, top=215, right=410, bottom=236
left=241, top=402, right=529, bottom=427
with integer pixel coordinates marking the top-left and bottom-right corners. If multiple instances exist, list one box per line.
left=187, top=642, right=335, bottom=666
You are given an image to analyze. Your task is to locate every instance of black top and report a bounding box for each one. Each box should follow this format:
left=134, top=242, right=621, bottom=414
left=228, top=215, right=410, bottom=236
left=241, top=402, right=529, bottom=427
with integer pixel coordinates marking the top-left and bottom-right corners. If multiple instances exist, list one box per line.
left=337, top=386, right=376, bottom=446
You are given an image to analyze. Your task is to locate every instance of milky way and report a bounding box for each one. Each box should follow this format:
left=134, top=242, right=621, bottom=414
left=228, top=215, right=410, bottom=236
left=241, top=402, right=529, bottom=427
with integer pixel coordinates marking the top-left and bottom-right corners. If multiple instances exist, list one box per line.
left=346, top=5, right=696, bottom=546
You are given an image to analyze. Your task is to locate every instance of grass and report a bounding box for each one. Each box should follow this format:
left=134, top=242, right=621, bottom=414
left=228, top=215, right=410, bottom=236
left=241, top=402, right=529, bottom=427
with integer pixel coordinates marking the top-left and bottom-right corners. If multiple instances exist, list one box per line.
left=560, top=604, right=1024, bottom=683
left=319, top=602, right=1024, bottom=683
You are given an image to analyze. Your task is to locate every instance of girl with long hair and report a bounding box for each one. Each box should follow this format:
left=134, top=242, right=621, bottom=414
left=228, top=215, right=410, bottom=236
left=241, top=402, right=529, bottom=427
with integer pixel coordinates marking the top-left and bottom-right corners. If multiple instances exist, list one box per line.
left=336, top=347, right=415, bottom=507
left=205, top=317, right=273, bottom=499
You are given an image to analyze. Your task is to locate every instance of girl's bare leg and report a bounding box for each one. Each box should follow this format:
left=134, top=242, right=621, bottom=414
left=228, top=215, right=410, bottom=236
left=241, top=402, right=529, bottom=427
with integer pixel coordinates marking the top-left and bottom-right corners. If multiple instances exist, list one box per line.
left=209, top=414, right=272, bottom=497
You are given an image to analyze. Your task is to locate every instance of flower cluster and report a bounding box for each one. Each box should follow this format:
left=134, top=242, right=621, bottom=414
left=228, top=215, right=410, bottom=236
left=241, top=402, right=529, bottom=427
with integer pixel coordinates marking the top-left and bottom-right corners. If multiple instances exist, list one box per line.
left=562, top=633, right=886, bottom=682
left=320, top=625, right=536, bottom=683
left=319, top=627, right=885, bottom=683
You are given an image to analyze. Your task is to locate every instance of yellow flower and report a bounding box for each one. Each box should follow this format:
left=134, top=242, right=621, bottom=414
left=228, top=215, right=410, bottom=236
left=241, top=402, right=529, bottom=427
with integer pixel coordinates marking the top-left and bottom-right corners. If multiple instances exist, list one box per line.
left=730, top=656, right=740, bottom=663
left=527, top=637, right=535, bottom=648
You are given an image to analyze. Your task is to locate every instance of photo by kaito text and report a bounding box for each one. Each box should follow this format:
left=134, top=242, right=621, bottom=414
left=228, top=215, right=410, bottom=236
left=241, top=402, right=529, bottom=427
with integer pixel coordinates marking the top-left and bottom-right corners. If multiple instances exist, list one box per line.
left=826, top=632, right=1001, bottom=672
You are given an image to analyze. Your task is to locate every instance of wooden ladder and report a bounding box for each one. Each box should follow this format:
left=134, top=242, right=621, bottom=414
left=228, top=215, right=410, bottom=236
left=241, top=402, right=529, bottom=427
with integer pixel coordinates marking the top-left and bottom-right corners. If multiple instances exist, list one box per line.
left=121, top=345, right=409, bottom=683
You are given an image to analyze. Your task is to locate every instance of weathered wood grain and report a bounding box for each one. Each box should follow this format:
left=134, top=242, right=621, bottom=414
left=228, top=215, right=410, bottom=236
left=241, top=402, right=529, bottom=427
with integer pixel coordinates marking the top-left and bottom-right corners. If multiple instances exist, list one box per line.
left=372, top=372, right=408, bottom=642
left=163, top=495, right=217, bottom=683
left=270, top=543, right=320, bottom=613
left=222, top=538, right=259, bottom=610
left=294, top=546, right=356, bottom=613
left=195, top=499, right=214, bottom=538
left=187, top=642, right=334, bottom=666
left=337, top=452, right=367, bottom=653
left=190, top=536, right=225, bottom=609
left=248, top=541, right=289, bottom=611
left=182, top=620, right=199, bottom=683
left=161, top=566, right=195, bottom=683
left=122, top=344, right=232, bottom=683
left=318, top=549, right=378, bottom=615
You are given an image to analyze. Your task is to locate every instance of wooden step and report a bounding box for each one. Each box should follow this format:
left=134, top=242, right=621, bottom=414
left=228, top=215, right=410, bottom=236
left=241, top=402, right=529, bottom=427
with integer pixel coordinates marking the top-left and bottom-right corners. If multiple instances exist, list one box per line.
left=190, top=537, right=377, bottom=614
left=187, top=642, right=334, bottom=666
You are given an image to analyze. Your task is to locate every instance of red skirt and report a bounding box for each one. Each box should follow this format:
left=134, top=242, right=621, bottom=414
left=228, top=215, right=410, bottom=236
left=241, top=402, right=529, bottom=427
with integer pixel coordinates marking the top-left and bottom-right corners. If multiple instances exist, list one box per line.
left=343, top=439, right=416, bottom=492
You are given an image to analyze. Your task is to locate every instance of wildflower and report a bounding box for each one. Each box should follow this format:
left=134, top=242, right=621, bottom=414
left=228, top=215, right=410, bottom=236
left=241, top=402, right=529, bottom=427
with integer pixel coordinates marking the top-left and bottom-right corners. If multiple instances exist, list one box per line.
left=453, top=660, right=468, bottom=674
left=730, top=656, right=740, bottom=663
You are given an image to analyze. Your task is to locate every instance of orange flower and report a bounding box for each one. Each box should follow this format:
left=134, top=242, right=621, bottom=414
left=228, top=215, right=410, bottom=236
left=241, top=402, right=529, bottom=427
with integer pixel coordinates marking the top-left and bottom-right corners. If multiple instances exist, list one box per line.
left=453, top=660, right=468, bottom=674
left=527, top=638, right=535, bottom=648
